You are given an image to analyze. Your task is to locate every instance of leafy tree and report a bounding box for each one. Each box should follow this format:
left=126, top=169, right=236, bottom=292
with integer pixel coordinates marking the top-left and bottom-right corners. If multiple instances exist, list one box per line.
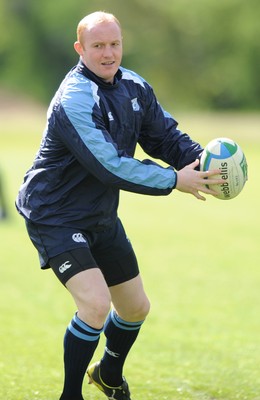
left=0, top=0, right=259, bottom=109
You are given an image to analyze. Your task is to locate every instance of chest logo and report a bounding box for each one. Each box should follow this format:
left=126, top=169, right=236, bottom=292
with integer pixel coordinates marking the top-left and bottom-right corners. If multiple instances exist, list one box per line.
left=108, top=112, right=114, bottom=121
left=131, top=98, right=140, bottom=112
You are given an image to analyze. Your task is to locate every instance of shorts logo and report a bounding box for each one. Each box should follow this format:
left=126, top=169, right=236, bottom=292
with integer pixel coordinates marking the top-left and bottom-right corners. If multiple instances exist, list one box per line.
left=72, top=233, right=87, bottom=243
left=59, top=260, right=72, bottom=273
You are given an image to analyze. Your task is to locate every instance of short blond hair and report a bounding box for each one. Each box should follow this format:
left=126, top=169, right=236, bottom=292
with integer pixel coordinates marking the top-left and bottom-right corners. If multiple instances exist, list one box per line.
left=77, top=11, right=121, bottom=45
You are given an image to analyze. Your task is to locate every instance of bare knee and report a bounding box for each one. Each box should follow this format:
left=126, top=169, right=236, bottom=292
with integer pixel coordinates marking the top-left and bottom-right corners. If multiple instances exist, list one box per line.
left=77, top=291, right=111, bottom=328
left=133, top=296, right=151, bottom=321
left=66, top=269, right=111, bottom=329
left=117, top=295, right=151, bottom=322
left=110, top=275, right=151, bottom=322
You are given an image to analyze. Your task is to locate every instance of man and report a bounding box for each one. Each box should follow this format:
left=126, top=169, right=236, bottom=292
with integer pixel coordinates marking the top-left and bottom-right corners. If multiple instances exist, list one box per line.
left=16, top=11, right=222, bottom=400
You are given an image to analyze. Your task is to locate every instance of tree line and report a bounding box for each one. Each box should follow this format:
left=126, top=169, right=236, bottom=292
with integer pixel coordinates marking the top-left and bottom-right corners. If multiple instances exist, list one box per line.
left=1, top=0, right=259, bottom=110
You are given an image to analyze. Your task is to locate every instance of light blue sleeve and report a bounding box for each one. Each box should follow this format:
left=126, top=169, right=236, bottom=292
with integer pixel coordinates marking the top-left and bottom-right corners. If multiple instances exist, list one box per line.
left=60, top=73, right=176, bottom=194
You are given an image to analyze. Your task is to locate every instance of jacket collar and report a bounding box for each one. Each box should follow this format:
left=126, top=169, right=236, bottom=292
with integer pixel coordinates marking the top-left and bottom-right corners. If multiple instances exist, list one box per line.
left=76, top=59, right=122, bottom=89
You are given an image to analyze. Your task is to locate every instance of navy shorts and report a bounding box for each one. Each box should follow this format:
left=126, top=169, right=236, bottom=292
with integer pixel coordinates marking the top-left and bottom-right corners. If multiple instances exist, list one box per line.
left=25, top=218, right=139, bottom=286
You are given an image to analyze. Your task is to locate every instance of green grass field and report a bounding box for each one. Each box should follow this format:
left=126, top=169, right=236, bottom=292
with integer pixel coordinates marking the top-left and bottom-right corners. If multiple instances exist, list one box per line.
left=0, top=104, right=259, bottom=400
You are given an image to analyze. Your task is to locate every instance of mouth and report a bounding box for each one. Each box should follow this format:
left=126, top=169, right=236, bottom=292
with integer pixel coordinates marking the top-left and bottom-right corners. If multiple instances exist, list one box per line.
left=101, top=61, right=115, bottom=66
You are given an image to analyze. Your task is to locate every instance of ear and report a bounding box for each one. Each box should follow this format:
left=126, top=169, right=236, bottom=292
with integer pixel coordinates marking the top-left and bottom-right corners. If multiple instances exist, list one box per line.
left=74, top=41, right=83, bottom=56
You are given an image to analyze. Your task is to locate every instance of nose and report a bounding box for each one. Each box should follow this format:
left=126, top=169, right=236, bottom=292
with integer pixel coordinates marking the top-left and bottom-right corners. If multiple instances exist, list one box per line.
left=103, top=44, right=113, bottom=57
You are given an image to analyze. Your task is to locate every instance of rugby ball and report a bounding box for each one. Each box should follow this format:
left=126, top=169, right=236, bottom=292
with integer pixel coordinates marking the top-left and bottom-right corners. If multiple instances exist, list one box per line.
left=200, top=137, right=248, bottom=200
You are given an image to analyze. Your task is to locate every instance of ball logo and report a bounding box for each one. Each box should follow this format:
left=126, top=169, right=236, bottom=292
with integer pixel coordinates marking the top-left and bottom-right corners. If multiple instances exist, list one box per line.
left=219, top=162, right=230, bottom=199
left=240, top=154, right=248, bottom=181
left=72, top=233, right=87, bottom=243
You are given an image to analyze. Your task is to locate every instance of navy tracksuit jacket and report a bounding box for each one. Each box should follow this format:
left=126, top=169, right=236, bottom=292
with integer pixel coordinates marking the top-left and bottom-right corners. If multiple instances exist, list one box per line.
left=16, top=61, right=203, bottom=231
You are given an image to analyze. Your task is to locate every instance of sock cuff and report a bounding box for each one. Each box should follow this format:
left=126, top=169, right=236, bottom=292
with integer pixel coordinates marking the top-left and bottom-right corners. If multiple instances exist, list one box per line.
left=109, top=309, right=144, bottom=331
left=68, top=313, right=104, bottom=341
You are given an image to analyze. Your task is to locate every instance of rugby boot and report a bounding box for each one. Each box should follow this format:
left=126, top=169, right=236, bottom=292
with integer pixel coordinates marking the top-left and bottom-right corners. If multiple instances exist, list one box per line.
left=87, top=361, right=131, bottom=400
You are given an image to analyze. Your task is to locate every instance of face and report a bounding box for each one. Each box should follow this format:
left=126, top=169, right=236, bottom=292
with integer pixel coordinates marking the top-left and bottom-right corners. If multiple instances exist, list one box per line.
left=74, top=21, right=123, bottom=83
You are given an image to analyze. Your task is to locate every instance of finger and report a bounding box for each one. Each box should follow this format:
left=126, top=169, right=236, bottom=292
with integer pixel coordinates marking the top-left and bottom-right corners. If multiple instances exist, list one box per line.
left=199, top=185, right=220, bottom=196
left=194, top=159, right=200, bottom=167
left=200, top=169, right=220, bottom=179
left=206, top=168, right=221, bottom=177
left=204, top=178, right=224, bottom=186
left=204, top=187, right=219, bottom=196
left=193, top=190, right=206, bottom=201
left=188, top=159, right=200, bottom=169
